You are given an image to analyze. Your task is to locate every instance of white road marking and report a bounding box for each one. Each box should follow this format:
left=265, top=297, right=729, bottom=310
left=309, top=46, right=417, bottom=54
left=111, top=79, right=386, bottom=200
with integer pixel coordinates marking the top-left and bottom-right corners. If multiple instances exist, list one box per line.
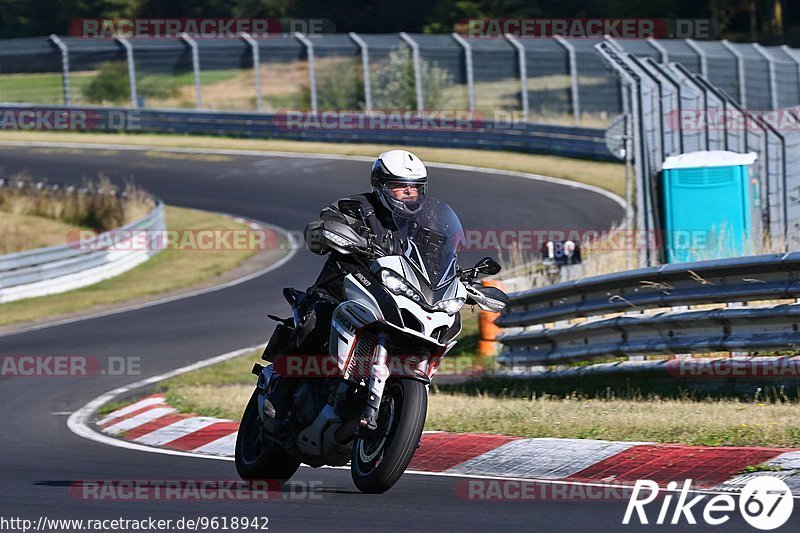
left=68, top=345, right=261, bottom=461
left=193, top=432, right=238, bottom=456
left=134, top=417, right=225, bottom=446
left=97, top=396, right=165, bottom=426
left=103, top=407, right=177, bottom=435
left=447, top=438, right=644, bottom=479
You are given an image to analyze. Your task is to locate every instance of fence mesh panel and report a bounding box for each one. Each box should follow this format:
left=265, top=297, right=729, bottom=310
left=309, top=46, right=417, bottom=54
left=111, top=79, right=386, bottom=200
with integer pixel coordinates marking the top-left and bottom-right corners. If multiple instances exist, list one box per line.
left=652, top=40, right=701, bottom=73
left=644, top=60, right=682, bottom=158
left=60, top=38, right=129, bottom=107
left=785, top=122, right=800, bottom=247
left=761, top=46, right=800, bottom=109
left=1, top=35, right=799, bottom=123
left=613, top=39, right=661, bottom=60
left=693, top=41, right=740, bottom=105
left=412, top=34, right=468, bottom=111
left=195, top=39, right=254, bottom=111
left=518, top=38, right=570, bottom=123
left=311, top=34, right=361, bottom=111
left=726, top=43, right=771, bottom=110
left=468, top=37, right=519, bottom=116
left=353, top=34, right=409, bottom=111
left=127, top=38, right=195, bottom=109
left=567, top=38, right=621, bottom=127
left=255, top=36, right=306, bottom=112
left=0, top=37, right=63, bottom=104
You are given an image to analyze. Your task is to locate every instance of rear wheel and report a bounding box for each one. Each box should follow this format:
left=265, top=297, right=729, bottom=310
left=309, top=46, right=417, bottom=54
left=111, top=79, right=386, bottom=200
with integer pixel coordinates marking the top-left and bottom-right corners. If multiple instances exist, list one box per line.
left=350, top=379, right=427, bottom=493
left=235, top=389, right=300, bottom=485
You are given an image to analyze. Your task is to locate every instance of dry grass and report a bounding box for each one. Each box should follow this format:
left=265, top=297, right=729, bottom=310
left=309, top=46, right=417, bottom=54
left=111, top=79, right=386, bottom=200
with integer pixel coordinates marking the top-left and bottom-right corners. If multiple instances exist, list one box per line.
left=0, top=205, right=263, bottom=326
left=153, top=352, right=800, bottom=447
left=0, top=212, right=85, bottom=254
left=0, top=132, right=626, bottom=197
left=0, top=176, right=155, bottom=234
left=425, top=393, right=800, bottom=447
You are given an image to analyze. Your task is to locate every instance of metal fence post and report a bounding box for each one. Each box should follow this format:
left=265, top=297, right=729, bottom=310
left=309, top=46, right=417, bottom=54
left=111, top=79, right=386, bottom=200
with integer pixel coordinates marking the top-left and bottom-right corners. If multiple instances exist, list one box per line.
left=554, top=36, right=580, bottom=125
left=685, top=39, right=707, bottom=77
left=116, top=37, right=138, bottom=108
left=629, top=56, right=665, bottom=165
left=451, top=33, right=475, bottom=113
left=647, top=37, right=668, bottom=63
left=240, top=32, right=262, bottom=112
left=752, top=44, right=778, bottom=110
left=49, top=34, right=71, bottom=106
left=647, top=59, right=685, bottom=154
left=348, top=32, right=372, bottom=112
left=780, top=45, right=800, bottom=106
left=721, top=40, right=746, bottom=108
left=595, top=42, right=647, bottom=266
left=181, top=33, right=202, bottom=109
left=399, top=32, right=424, bottom=112
left=294, top=32, right=317, bottom=113
left=505, top=34, right=528, bottom=122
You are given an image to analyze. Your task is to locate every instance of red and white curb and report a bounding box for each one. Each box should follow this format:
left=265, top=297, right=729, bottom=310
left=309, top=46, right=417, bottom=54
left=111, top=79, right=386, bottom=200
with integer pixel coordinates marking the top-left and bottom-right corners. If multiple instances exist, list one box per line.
left=96, top=394, right=800, bottom=493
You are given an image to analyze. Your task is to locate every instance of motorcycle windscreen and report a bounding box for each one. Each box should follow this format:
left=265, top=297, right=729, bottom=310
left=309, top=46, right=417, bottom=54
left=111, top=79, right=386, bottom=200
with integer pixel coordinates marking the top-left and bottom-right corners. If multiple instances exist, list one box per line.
left=394, top=197, right=465, bottom=290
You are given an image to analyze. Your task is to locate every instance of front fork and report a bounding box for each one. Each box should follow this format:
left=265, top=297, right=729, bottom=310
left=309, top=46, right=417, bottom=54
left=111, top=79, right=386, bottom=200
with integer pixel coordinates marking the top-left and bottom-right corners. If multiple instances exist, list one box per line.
left=358, top=332, right=390, bottom=432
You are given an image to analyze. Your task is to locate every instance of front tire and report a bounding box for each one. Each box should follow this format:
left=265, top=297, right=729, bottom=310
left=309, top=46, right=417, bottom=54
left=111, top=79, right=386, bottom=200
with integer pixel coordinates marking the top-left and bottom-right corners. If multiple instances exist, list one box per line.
left=351, top=379, right=427, bottom=493
left=235, top=389, right=300, bottom=485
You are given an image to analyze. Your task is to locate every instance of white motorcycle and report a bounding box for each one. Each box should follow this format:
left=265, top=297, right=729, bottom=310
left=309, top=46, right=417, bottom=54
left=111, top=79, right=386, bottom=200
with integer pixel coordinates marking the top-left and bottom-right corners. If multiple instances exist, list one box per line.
left=235, top=197, right=507, bottom=493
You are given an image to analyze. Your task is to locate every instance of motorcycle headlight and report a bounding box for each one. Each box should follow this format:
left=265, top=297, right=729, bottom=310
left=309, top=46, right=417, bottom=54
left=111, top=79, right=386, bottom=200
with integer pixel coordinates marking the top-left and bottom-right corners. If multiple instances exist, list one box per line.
left=380, top=269, right=422, bottom=303
left=433, top=297, right=465, bottom=316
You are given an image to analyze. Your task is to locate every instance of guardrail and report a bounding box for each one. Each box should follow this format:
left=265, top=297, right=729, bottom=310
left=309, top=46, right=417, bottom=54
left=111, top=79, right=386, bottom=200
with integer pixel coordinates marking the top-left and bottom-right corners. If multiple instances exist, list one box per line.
left=0, top=201, right=165, bottom=303
left=496, top=253, right=800, bottom=367
left=0, top=104, right=616, bottom=161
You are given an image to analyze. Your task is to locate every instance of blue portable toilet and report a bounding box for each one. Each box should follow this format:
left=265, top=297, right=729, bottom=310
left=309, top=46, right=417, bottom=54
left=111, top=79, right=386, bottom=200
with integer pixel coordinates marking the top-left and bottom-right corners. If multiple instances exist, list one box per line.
left=661, top=151, right=758, bottom=263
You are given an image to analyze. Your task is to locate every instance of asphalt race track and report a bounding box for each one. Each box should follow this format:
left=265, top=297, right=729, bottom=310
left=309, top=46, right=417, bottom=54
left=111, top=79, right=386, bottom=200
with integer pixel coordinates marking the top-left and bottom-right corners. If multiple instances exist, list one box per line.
left=0, top=145, right=772, bottom=532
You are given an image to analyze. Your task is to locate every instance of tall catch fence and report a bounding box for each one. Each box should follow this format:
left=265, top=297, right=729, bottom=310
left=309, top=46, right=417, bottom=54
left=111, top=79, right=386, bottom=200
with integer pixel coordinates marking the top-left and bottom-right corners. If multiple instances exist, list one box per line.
left=3, top=34, right=799, bottom=129
left=3, top=33, right=800, bottom=259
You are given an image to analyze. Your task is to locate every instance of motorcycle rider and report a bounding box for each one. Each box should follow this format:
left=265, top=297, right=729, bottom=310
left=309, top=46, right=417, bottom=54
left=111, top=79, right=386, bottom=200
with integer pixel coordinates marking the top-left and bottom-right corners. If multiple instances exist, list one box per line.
left=261, top=149, right=428, bottom=431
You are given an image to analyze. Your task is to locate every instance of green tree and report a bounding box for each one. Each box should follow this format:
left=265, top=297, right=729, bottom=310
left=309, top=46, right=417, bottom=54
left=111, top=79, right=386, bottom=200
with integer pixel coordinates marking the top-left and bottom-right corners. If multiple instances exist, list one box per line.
left=83, top=61, right=130, bottom=104
left=373, top=47, right=453, bottom=111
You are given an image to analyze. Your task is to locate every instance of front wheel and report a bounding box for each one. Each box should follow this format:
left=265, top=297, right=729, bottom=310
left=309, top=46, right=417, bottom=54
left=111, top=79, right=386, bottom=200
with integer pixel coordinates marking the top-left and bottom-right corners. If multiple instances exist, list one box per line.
left=235, top=389, right=300, bottom=485
left=351, top=379, right=427, bottom=493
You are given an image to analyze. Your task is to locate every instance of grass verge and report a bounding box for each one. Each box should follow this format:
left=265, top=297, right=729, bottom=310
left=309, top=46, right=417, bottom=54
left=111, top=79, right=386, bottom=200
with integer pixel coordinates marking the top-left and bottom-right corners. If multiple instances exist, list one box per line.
left=0, top=205, right=267, bottom=326
left=151, top=349, right=800, bottom=447
left=0, top=131, right=626, bottom=198
left=0, top=212, right=86, bottom=253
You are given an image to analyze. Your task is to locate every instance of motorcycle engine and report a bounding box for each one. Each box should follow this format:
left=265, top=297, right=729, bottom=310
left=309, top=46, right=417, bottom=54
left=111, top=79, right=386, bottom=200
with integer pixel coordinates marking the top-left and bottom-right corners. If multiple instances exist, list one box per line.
left=291, top=380, right=330, bottom=429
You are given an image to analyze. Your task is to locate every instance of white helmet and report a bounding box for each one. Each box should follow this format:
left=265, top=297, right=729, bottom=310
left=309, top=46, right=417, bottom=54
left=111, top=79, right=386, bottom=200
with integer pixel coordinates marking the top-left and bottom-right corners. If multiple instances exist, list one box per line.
left=370, top=149, right=428, bottom=215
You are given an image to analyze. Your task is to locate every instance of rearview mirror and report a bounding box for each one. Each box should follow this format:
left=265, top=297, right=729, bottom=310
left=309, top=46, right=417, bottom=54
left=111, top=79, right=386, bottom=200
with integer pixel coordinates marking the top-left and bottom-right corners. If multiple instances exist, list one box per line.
left=474, top=257, right=501, bottom=276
